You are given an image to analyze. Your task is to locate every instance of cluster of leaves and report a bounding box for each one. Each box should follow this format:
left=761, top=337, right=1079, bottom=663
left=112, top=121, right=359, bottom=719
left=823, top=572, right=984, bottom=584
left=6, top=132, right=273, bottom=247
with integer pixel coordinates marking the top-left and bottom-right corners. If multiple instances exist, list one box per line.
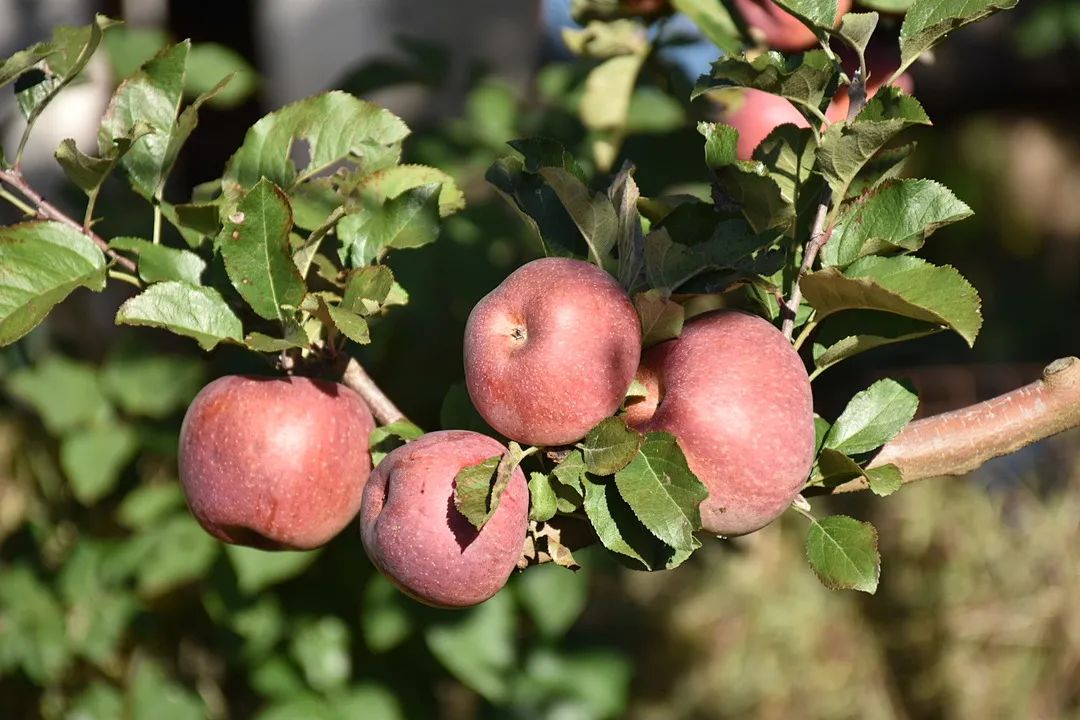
left=0, top=15, right=463, bottom=358
left=0, top=348, right=628, bottom=718
left=451, top=0, right=1017, bottom=594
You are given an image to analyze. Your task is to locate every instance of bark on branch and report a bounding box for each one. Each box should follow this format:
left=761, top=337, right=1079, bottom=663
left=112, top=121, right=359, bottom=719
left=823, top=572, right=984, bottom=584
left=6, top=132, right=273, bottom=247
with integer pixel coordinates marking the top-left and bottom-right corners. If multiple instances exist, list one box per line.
left=829, top=356, right=1080, bottom=493
left=338, top=356, right=406, bottom=426
left=0, top=167, right=137, bottom=273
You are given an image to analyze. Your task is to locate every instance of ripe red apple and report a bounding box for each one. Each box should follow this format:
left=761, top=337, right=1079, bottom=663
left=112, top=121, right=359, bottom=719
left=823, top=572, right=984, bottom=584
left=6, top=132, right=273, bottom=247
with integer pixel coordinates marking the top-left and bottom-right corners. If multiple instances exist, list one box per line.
left=464, top=257, right=642, bottom=447
left=178, top=375, right=375, bottom=550
left=360, top=430, right=529, bottom=608
left=733, top=0, right=852, bottom=52
left=625, top=311, right=814, bottom=536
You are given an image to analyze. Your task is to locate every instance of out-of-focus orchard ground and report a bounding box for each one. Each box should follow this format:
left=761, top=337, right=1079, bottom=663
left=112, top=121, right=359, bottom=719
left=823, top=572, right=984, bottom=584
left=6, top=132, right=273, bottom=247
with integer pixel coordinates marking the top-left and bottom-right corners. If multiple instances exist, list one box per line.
left=1, top=1, right=1078, bottom=718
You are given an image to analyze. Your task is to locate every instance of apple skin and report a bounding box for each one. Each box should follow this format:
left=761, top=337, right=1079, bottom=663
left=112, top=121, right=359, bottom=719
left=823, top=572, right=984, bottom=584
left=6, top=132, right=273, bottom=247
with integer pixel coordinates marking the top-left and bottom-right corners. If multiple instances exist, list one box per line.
left=464, top=257, right=642, bottom=447
left=359, top=430, right=529, bottom=608
left=625, top=311, right=814, bottom=536
left=733, top=0, right=852, bottom=52
left=178, top=375, right=375, bottom=551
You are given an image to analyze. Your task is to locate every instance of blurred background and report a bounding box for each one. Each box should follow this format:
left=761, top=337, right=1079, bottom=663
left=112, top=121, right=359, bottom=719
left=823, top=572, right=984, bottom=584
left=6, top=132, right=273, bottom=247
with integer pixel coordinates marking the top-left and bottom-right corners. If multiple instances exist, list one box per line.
left=1, top=0, right=1079, bottom=718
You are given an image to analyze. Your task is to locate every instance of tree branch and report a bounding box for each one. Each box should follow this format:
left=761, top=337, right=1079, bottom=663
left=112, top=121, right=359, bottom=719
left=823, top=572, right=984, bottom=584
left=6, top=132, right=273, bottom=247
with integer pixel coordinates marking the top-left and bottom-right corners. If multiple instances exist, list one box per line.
left=0, top=167, right=137, bottom=273
left=781, top=199, right=832, bottom=340
left=338, top=356, right=406, bottom=426
left=828, top=357, right=1080, bottom=493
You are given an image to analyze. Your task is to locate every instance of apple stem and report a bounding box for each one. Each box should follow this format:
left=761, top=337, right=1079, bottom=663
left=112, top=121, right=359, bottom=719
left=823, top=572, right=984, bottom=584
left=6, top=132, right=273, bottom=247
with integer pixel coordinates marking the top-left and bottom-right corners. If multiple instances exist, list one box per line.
left=0, top=167, right=138, bottom=273
left=339, top=356, right=407, bottom=425
left=823, top=357, right=1080, bottom=493
left=781, top=199, right=832, bottom=340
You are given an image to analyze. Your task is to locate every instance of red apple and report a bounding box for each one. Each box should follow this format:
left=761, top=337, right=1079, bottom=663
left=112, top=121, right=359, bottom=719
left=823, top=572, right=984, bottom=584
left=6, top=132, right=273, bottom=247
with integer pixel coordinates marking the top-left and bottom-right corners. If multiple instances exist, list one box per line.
left=464, top=257, right=642, bottom=447
left=360, top=430, right=529, bottom=608
left=178, top=375, right=375, bottom=550
left=625, top=311, right=814, bottom=536
left=733, top=0, right=852, bottom=52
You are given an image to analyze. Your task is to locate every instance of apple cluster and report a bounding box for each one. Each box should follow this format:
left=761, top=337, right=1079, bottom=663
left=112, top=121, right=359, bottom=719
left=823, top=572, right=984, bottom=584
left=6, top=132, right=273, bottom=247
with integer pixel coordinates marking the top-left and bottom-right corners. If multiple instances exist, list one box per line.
left=177, top=256, right=815, bottom=608
left=723, top=1, right=915, bottom=160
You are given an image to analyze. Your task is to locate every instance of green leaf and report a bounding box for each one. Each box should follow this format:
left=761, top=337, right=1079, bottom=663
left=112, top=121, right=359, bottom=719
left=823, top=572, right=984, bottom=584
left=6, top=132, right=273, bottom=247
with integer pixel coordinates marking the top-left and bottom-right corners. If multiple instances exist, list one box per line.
left=0, top=566, right=70, bottom=683
left=425, top=590, right=516, bottom=702
left=55, top=127, right=151, bottom=196
left=537, top=167, right=620, bottom=267
left=67, top=682, right=124, bottom=720
left=815, top=88, right=931, bottom=202
left=670, top=0, right=741, bottom=53
left=129, top=659, right=206, bottom=720
left=325, top=304, right=370, bottom=344
left=369, top=420, right=425, bottom=466
left=812, top=311, right=941, bottom=374
left=60, top=422, right=138, bottom=504
left=514, top=562, right=589, bottom=638
left=581, top=53, right=645, bottom=132
left=171, top=202, right=222, bottom=237
left=68, top=591, right=136, bottom=666
left=245, top=329, right=308, bottom=353
left=4, top=355, right=110, bottom=434
left=825, top=377, right=918, bottom=455
left=116, top=484, right=185, bottom=529
left=508, top=137, right=588, bottom=181
left=860, top=0, right=912, bottom=10
left=115, top=281, right=243, bottom=350
left=865, top=463, right=903, bottom=496
left=361, top=575, right=414, bottom=654
left=290, top=617, right=352, bottom=692
left=334, top=685, right=406, bottom=720
left=342, top=266, right=394, bottom=315
left=359, top=163, right=465, bottom=217
left=634, top=290, right=684, bottom=347
left=900, top=0, right=1019, bottom=70
left=772, top=0, right=840, bottom=31
left=528, top=472, right=559, bottom=523
left=226, top=545, right=319, bottom=595
left=102, top=26, right=167, bottom=79
left=837, top=12, right=880, bottom=58
left=821, top=179, right=973, bottom=267
left=644, top=221, right=776, bottom=292
left=100, top=345, right=203, bottom=418
left=582, top=474, right=694, bottom=571
left=186, top=42, right=257, bottom=109
left=220, top=177, right=306, bottom=322
left=694, top=50, right=838, bottom=116
left=222, top=91, right=409, bottom=196
left=552, top=450, right=588, bottom=496
left=800, top=254, right=982, bottom=346
left=698, top=122, right=800, bottom=233
left=752, top=124, right=818, bottom=209
left=131, top=515, right=220, bottom=596
left=338, top=184, right=442, bottom=266
left=108, top=236, right=207, bottom=285
left=581, top=417, right=643, bottom=476
left=12, top=16, right=115, bottom=129
left=486, top=155, right=587, bottom=259
left=613, top=432, right=706, bottom=552
left=805, top=515, right=880, bottom=593
left=99, top=41, right=189, bottom=199
left=453, top=455, right=503, bottom=528
left=0, top=221, right=107, bottom=346
left=609, top=164, right=646, bottom=291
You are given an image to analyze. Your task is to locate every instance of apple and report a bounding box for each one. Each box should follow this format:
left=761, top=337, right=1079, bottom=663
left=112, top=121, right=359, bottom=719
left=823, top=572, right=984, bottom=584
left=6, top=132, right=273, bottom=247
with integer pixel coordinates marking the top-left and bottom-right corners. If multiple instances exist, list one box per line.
left=733, top=0, right=852, bottom=52
left=178, top=375, right=375, bottom=550
left=464, top=257, right=642, bottom=447
left=360, top=430, right=529, bottom=608
left=625, top=311, right=814, bottom=536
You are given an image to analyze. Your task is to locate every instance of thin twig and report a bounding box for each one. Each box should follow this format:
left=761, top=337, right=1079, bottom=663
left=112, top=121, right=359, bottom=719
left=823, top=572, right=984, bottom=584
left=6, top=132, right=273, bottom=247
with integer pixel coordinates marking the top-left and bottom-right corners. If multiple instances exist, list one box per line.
left=339, top=356, right=406, bottom=425
left=823, top=357, right=1080, bottom=493
left=781, top=199, right=831, bottom=340
left=0, top=167, right=137, bottom=272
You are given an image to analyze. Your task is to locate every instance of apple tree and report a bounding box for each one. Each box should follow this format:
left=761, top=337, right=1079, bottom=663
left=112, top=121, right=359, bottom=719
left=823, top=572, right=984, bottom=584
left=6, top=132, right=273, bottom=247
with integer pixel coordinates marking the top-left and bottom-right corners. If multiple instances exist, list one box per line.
left=2, top=0, right=1075, bottom=716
